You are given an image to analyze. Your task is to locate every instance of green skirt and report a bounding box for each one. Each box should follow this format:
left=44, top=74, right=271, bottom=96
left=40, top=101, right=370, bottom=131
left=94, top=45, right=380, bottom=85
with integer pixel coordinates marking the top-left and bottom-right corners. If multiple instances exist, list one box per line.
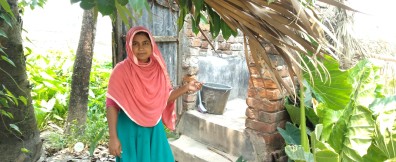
left=116, top=111, right=174, bottom=162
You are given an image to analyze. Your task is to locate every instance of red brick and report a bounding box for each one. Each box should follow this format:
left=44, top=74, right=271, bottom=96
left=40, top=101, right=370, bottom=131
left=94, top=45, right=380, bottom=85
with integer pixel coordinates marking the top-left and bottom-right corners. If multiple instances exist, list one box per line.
left=262, top=133, right=285, bottom=150
left=277, top=120, right=287, bottom=129
left=190, top=38, right=201, bottom=47
left=217, top=42, right=230, bottom=50
left=246, top=97, right=284, bottom=112
left=201, top=41, right=208, bottom=49
left=186, top=29, right=194, bottom=37
left=257, top=110, right=287, bottom=123
left=258, top=88, right=283, bottom=100
left=245, top=107, right=257, bottom=119
left=263, top=79, right=278, bottom=89
left=247, top=88, right=257, bottom=97
left=251, top=78, right=265, bottom=88
left=245, top=118, right=278, bottom=133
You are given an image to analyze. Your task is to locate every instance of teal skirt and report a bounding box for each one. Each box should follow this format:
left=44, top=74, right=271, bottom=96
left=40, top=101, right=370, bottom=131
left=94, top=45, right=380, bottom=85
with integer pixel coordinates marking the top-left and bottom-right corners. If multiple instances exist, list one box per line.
left=116, top=111, right=174, bottom=162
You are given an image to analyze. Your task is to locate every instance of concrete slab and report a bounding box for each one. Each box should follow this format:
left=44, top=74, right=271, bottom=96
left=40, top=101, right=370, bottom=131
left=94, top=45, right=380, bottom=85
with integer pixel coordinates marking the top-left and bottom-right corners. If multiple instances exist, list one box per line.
left=169, top=135, right=238, bottom=162
left=177, top=98, right=255, bottom=161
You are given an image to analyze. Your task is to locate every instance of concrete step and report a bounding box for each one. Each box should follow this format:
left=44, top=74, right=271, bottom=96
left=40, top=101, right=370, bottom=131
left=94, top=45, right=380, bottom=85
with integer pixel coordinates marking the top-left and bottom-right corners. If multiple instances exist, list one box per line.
left=176, top=99, right=255, bottom=161
left=169, top=135, right=238, bottom=162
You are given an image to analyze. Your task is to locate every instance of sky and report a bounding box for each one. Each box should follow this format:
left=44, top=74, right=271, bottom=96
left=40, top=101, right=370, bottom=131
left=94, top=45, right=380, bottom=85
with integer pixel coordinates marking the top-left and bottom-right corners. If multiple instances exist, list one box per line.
left=21, top=0, right=395, bottom=57
left=350, top=0, right=396, bottom=43
left=22, top=0, right=112, bottom=57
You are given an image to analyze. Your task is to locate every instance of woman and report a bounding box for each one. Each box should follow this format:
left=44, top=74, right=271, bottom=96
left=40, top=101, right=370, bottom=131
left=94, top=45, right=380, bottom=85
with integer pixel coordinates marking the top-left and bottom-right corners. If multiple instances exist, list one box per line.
left=106, top=26, right=202, bottom=162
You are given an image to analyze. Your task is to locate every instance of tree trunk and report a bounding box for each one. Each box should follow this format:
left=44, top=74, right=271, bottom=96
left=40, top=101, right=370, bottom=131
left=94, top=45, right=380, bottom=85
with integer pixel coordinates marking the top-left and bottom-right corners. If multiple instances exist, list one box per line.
left=0, top=0, right=42, bottom=161
left=66, top=9, right=97, bottom=133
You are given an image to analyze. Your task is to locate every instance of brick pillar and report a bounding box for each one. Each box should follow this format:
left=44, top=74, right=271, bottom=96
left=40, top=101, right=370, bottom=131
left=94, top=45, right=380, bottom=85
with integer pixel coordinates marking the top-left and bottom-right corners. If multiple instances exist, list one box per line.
left=244, top=46, right=292, bottom=161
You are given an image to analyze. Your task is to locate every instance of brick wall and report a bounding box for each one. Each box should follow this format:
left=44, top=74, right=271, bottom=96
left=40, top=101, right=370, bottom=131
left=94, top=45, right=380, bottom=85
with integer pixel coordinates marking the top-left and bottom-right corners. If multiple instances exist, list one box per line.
left=180, top=15, right=292, bottom=161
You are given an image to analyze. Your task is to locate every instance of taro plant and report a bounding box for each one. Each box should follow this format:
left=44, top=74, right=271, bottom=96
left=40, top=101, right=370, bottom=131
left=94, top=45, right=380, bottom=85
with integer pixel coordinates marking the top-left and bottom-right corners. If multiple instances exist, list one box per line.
left=26, top=50, right=74, bottom=130
left=279, top=56, right=396, bottom=162
left=27, top=50, right=112, bottom=152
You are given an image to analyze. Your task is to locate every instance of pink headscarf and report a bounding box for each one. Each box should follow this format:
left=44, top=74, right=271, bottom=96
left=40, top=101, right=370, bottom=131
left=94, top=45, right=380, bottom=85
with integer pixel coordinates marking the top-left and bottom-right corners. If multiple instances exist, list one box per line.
left=106, top=26, right=176, bottom=130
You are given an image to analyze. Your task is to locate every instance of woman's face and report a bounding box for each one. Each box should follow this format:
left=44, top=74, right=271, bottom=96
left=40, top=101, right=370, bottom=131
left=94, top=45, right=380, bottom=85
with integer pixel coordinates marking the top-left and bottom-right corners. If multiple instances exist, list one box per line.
left=132, top=33, right=152, bottom=63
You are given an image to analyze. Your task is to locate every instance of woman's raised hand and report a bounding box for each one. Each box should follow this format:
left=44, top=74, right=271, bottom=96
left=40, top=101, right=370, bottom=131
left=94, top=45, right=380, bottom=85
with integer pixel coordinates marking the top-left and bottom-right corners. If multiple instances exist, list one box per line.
left=186, top=80, right=203, bottom=93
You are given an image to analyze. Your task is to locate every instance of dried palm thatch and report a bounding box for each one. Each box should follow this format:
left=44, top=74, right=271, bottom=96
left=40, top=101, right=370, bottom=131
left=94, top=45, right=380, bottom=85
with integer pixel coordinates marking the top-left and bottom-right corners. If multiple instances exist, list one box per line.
left=175, top=0, right=358, bottom=98
left=320, top=0, right=367, bottom=69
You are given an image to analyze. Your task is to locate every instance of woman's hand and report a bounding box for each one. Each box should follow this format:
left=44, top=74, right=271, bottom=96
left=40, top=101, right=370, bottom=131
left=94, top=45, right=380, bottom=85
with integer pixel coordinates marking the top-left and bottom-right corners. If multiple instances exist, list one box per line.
left=109, top=136, right=122, bottom=157
left=186, top=80, right=203, bottom=93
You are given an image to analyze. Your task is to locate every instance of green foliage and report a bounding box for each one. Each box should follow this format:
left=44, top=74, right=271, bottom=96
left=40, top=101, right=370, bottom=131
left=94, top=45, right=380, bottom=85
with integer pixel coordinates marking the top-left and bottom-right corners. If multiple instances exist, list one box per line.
left=303, top=55, right=352, bottom=110
left=177, top=0, right=237, bottom=40
left=0, top=0, right=14, bottom=17
left=26, top=50, right=73, bottom=129
left=282, top=57, right=396, bottom=161
left=278, top=122, right=301, bottom=145
left=18, top=0, right=47, bottom=11
left=27, top=49, right=112, bottom=152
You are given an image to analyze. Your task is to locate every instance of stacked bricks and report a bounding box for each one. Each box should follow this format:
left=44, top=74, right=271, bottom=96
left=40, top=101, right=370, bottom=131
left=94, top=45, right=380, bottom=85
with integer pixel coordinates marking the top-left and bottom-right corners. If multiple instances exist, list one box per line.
left=245, top=43, right=292, bottom=162
left=181, top=15, right=292, bottom=161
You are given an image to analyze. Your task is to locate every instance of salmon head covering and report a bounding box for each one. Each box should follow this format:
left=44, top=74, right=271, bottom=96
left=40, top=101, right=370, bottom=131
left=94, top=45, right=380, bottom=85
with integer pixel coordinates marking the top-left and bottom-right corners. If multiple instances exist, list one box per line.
left=106, top=26, right=176, bottom=130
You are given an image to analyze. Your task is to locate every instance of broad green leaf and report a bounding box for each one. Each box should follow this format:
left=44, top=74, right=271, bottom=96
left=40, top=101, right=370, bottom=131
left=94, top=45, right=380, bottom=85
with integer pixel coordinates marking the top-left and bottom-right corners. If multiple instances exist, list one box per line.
left=316, top=150, right=339, bottom=162
left=221, top=21, right=232, bottom=40
left=0, top=29, right=7, bottom=38
left=365, top=140, right=390, bottom=162
left=277, top=122, right=301, bottom=145
left=1, top=55, right=16, bottom=67
left=117, top=0, right=128, bottom=6
left=200, top=13, right=208, bottom=24
left=285, top=104, right=319, bottom=126
left=79, top=0, right=95, bottom=10
left=177, top=8, right=187, bottom=32
left=97, top=0, right=115, bottom=15
left=191, top=17, right=200, bottom=35
left=129, top=0, right=145, bottom=12
left=10, top=124, right=22, bottom=134
left=316, top=103, right=343, bottom=141
left=349, top=59, right=381, bottom=107
left=0, top=0, right=14, bottom=17
left=303, top=55, right=352, bottom=110
left=311, top=125, right=340, bottom=162
left=285, top=145, right=314, bottom=162
left=0, top=13, right=12, bottom=27
left=329, top=105, right=375, bottom=162
left=369, top=95, right=396, bottom=115
left=285, top=104, right=301, bottom=125
left=192, top=0, right=204, bottom=20
left=206, top=5, right=220, bottom=38
left=363, top=95, right=396, bottom=161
